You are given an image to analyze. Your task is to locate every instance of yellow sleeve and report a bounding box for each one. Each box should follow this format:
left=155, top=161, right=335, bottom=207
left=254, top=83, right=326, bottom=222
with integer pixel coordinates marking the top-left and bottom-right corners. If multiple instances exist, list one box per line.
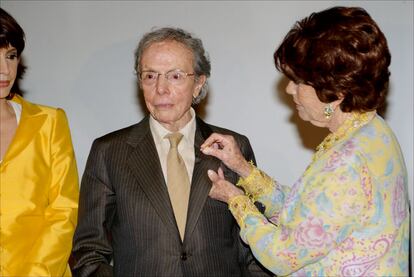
left=21, top=109, right=79, bottom=276
left=237, top=165, right=289, bottom=221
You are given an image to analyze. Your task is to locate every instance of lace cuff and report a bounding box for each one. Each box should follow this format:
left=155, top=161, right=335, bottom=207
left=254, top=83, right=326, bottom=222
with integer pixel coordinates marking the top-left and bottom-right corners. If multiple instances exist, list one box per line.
left=228, top=195, right=261, bottom=228
left=236, top=164, right=274, bottom=201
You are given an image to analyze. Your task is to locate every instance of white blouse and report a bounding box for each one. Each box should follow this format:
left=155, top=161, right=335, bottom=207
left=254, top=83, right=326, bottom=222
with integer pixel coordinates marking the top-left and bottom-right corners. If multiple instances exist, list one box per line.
left=8, top=100, right=22, bottom=124
left=0, top=101, right=22, bottom=163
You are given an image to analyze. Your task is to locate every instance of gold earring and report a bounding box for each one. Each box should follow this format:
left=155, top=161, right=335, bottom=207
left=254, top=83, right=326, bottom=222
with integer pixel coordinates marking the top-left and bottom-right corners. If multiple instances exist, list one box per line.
left=324, top=104, right=334, bottom=119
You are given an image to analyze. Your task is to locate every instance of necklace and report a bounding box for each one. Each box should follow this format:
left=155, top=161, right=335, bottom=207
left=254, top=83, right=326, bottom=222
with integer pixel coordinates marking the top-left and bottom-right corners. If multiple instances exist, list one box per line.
left=312, top=111, right=376, bottom=162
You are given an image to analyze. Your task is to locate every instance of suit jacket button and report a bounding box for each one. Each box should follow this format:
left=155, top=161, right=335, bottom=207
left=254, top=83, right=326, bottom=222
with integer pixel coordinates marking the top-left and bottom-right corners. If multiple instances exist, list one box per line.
left=180, top=252, right=187, bottom=261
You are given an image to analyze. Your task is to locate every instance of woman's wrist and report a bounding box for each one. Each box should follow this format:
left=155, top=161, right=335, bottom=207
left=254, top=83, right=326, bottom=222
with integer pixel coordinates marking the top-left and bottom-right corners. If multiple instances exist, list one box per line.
left=237, top=159, right=253, bottom=178
left=227, top=187, right=244, bottom=202
left=236, top=165, right=274, bottom=201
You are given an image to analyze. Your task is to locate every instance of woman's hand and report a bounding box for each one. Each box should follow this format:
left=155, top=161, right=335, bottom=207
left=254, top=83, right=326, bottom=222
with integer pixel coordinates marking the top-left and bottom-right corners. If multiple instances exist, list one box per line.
left=201, top=133, right=252, bottom=178
left=208, top=167, right=244, bottom=204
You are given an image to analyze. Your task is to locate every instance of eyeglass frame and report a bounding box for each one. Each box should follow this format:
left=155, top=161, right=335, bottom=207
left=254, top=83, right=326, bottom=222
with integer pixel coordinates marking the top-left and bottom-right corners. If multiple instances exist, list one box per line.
left=138, top=69, right=196, bottom=86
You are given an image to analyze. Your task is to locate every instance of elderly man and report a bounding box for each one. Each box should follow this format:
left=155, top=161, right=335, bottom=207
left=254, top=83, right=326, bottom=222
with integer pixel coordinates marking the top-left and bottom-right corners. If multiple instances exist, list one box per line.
left=71, top=27, right=270, bottom=277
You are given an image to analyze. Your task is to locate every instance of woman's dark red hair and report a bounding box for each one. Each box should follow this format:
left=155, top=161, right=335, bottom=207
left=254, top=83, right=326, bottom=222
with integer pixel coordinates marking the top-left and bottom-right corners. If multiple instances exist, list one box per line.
left=274, top=6, right=391, bottom=112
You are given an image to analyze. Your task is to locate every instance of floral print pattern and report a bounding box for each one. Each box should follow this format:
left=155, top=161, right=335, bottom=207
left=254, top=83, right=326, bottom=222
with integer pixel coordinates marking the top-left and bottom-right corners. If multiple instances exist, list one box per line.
left=229, top=115, right=409, bottom=276
left=294, top=216, right=334, bottom=249
left=392, top=175, right=408, bottom=227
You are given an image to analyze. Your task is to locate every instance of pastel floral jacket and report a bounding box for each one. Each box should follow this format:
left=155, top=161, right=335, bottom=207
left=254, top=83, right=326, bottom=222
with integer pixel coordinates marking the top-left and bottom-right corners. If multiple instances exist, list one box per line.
left=229, top=113, right=410, bottom=276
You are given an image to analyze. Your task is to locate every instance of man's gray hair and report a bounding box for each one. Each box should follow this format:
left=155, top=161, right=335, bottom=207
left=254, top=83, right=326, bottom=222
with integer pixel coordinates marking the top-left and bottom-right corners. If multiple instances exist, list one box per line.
left=134, top=27, right=211, bottom=105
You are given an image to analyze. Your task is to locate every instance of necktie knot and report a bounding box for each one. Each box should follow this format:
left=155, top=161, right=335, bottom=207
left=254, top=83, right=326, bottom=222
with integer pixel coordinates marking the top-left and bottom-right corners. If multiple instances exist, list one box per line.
left=166, top=132, right=183, bottom=148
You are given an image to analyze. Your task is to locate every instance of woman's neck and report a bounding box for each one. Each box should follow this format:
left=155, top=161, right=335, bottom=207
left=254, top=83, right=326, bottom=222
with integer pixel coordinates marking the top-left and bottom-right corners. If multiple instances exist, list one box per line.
left=327, top=108, right=351, bottom=133
left=0, top=98, right=15, bottom=119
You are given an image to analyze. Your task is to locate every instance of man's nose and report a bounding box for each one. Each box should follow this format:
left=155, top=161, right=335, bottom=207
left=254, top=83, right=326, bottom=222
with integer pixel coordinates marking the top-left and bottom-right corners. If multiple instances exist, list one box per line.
left=155, top=74, right=169, bottom=94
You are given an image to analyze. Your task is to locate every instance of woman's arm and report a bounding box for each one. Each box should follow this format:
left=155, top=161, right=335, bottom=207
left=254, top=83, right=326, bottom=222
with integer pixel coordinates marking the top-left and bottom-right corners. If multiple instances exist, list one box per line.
left=237, top=165, right=290, bottom=221
left=228, top=154, right=370, bottom=276
left=21, top=109, right=79, bottom=276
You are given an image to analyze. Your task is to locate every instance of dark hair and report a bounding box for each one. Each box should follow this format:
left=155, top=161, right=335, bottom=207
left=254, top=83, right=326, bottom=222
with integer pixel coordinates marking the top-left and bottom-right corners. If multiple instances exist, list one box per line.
left=274, top=6, right=391, bottom=112
left=0, top=8, right=26, bottom=99
left=134, top=27, right=211, bottom=105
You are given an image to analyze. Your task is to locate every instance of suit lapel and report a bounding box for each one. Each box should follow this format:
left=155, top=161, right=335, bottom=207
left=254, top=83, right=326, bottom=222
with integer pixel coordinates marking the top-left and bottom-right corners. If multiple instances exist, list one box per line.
left=126, top=118, right=179, bottom=238
left=2, top=95, right=47, bottom=166
left=184, top=117, right=219, bottom=241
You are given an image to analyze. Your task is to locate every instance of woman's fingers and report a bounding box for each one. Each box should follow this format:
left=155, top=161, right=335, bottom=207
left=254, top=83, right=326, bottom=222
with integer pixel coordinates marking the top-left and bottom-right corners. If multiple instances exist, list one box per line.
left=218, top=167, right=225, bottom=179
left=201, top=133, right=242, bottom=166
left=208, top=168, right=243, bottom=203
left=201, top=133, right=228, bottom=150
left=207, top=169, right=220, bottom=182
left=202, top=133, right=251, bottom=177
left=201, top=145, right=225, bottom=160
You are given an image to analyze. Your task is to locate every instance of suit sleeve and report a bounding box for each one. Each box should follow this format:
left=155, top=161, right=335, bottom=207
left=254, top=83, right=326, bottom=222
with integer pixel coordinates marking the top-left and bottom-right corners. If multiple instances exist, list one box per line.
left=20, top=109, right=80, bottom=276
left=236, top=135, right=273, bottom=277
left=71, top=138, right=116, bottom=277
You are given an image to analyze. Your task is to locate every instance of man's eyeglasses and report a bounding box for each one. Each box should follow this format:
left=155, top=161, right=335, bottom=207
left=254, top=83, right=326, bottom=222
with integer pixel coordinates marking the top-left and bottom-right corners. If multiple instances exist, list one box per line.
left=139, top=69, right=195, bottom=86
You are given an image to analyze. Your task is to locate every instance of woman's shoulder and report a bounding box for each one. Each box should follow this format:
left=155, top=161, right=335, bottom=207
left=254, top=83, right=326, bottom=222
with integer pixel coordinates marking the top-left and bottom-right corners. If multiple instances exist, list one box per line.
left=337, top=114, right=405, bottom=172
left=353, top=114, right=400, bottom=149
left=317, top=115, right=394, bottom=170
left=14, top=95, right=68, bottom=118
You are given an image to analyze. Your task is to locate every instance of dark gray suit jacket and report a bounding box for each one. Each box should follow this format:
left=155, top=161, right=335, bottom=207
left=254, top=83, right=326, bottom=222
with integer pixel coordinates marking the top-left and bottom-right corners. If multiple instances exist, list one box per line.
left=71, top=116, right=271, bottom=277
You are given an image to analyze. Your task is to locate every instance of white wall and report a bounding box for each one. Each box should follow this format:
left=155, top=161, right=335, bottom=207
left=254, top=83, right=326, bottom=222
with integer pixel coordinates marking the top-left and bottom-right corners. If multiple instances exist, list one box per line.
left=3, top=0, right=412, bottom=237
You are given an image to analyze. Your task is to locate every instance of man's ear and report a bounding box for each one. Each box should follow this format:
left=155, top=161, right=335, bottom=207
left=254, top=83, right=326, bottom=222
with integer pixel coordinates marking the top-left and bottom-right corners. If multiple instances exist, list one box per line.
left=193, top=75, right=207, bottom=98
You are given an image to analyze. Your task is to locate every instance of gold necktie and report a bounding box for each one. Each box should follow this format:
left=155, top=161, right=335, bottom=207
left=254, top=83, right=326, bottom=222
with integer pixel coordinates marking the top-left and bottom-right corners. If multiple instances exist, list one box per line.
left=165, top=132, right=190, bottom=240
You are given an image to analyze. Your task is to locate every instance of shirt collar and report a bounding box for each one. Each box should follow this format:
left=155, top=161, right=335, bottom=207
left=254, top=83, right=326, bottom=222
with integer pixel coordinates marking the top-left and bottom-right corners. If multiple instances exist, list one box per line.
left=149, top=108, right=196, bottom=146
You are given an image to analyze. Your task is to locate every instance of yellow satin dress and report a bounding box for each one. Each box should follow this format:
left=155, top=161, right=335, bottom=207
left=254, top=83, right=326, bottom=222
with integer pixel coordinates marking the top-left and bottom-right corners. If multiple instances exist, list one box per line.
left=0, top=95, right=79, bottom=276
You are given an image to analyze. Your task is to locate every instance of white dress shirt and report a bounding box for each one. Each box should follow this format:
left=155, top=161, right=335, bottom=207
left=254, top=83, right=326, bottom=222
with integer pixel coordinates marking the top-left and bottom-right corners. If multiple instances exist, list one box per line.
left=149, top=108, right=196, bottom=185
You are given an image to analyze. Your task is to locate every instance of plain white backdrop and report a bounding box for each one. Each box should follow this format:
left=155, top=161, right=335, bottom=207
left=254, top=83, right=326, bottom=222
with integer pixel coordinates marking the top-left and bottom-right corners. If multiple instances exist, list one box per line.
left=2, top=0, right=413, bottom=264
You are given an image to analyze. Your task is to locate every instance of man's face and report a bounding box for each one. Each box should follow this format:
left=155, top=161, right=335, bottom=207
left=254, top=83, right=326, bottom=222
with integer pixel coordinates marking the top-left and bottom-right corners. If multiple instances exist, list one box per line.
left=140, top=40, right=206, bottom=131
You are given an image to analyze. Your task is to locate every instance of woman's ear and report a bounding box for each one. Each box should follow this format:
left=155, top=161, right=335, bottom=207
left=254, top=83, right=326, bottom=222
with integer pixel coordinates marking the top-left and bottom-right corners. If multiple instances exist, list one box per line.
left=332, top=93, right=345, bottom=109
